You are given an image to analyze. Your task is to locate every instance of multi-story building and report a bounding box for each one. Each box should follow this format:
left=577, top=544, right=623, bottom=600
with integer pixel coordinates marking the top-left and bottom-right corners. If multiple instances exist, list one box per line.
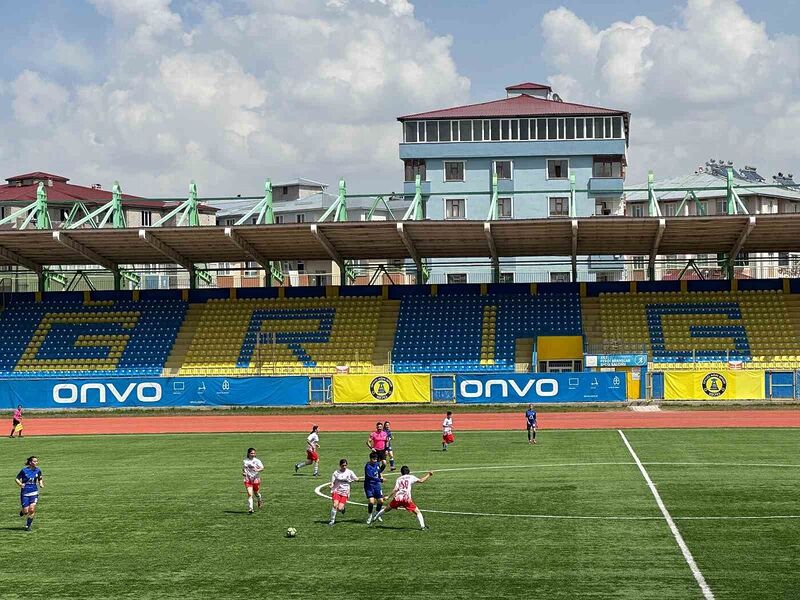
left=624, top=161, right=800, bottom=280
left=398, top=82, right=630, bottom=283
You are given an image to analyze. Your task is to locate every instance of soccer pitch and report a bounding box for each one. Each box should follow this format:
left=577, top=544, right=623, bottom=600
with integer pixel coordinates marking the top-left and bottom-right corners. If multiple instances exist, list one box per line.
left=2, top=428, right=798, bottom=599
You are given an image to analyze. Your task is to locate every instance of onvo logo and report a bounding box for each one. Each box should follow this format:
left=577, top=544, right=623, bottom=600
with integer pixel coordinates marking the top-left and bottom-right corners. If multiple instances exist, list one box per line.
left=460, top=378, right=558, bottom=399
left=52, top=382, right=163, bottom=404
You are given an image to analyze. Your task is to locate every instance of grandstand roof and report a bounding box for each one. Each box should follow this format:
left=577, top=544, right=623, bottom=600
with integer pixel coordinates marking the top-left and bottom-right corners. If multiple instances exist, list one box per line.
left=0, top=215, right=798, bottom=270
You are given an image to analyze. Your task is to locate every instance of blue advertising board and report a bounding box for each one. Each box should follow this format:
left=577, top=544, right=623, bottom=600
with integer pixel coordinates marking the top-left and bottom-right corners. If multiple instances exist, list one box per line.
left=0, top=376, right=309, bottom=409
left=455, top=372, right=626, bottom=404
left=584, top=354, right=648, bottom=367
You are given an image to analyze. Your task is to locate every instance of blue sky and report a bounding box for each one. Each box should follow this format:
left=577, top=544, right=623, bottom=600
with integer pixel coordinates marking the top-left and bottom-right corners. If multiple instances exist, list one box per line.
left=0, top=0, right=797, bottom=195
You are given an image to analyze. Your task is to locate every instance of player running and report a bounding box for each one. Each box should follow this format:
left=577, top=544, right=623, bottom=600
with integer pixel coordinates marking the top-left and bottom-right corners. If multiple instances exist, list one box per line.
left=364, top=452, right=385, bottom=524
left=442, top=411, right=454, bottom=451
left=366, top=422, right=389, bottom=472
left=16, top=456, right=43, bottom=531
left=525, top=404, right=538, bottom=444
left=383, top=420, right=396, bottom=471
left=370, top=465, right=432, bottom=530
left=242, top=447, right=264, bottom=514
left=328, top=459, right=359, bottom=526
left=294, top=425, right=320, bottom=476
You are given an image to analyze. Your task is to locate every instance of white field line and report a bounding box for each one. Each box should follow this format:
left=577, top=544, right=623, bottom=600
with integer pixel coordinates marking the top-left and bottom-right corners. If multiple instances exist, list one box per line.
left=619, top=429, right=714, bottom=600
left=312, top=462, right=800, bottom=522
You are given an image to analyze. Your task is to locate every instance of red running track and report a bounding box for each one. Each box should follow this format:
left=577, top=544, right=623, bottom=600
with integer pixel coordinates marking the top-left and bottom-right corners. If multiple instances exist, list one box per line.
left=15, top=409, right=800, bottom=436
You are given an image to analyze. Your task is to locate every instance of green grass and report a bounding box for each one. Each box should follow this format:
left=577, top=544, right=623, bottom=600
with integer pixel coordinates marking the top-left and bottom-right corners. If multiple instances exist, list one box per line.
left=1, top=429, right=798, bottom=599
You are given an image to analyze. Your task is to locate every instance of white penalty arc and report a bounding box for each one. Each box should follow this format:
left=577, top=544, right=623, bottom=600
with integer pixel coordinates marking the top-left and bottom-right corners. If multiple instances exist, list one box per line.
left=313, top=461, right=800, bottom=521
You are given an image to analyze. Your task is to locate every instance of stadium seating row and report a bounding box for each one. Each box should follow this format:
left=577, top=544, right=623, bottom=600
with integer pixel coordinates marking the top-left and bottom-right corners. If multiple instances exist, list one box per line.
left=0, top=287, right=798, bottom=376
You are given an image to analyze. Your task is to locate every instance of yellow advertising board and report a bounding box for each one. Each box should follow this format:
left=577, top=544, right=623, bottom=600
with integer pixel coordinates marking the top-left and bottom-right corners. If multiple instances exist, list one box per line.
left=664, top=370, right=765, bottom=400
left=333, top=374, right=432, bottom=404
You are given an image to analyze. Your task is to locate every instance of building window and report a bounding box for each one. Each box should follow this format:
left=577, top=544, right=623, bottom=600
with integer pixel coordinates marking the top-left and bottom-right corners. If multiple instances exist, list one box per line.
left=595, top=200, right=611, bottom=216
left=499, top=272, right=514, bottom=283
left=547, top=118, right=557, bottom=140
left=716, top=199, right=727, bottom=215
left=439, top=121, right=451, bottom=142
left=404, top=121, right=417, bottom=143
left=547, top=159, right=569, bottom=179
left=593, top=156, right=624, bottom=178
left=536, top=118, right=546, bottom=140
left=444, top=161, right=465, bottom=182
left=549, top=197, right=569, bottom=217
left=404, top=159, right=426, bottom=182
left=295, top=214, right=305, bottom=223
left=490, top=120, right=501, bottom=141
left=426, top=121, right=438, bottom=143
left=274, top=215, right=284, bottom=224
left=445, top=199, right=466, bottom=219
left=297, top=261, right=305, bottom=272
left=662, top=203, right=677, bottom=217
left=244, top=261, right=258, bottom=277
left=493, top=160, right=512, bottom=180
left=282, top=186, right=288, bottom=195
left=550, top=272, right=571, bottom=283
left=632, top=256, right=646, bottom=270
left=779, top=252, right=791, bottom=267
left=459, top=121, right=472, bottom=142
left=632, top=204, right=644, bottom=217
left=141, top=211, right=152, bottom=226
left=224, top=218, right=236, bottom=226
left=447, top=273, right=467, bottom=284
left=218, top=262, right=231, bottom=276
left=734, top=252, right=749, bottom=266
left=498, top=197, right=512, bottom=219
left=519, top=119, right=529, bottom=140
left=251, top=217, right=258, bottom=225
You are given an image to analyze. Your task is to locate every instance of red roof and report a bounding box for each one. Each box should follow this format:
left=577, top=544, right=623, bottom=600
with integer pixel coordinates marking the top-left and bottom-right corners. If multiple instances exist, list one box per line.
left=505, top=82, right=552, bottom=92
left=0, top=172, right=216, bottom=213
left=398, top=93, right=627, bottom=121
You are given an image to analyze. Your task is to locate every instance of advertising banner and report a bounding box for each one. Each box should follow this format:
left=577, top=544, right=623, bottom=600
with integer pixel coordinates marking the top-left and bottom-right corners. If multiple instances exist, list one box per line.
left=455, top=372, right=626, bottom=404
left=333, top=374, right=431, bottom=404
left=584, top=354, right=648, bottom=367
left=663, top=370, right=765, bottom=400
left=0, top=376, right=309, bottom=409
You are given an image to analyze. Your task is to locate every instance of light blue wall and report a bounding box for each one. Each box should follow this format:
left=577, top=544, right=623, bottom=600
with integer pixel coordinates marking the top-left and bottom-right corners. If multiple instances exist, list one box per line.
left=400, top=138, right=627, bottom=282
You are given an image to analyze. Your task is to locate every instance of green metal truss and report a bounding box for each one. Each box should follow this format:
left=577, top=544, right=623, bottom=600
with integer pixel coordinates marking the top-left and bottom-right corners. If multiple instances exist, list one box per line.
left=234, top=180, right=284, bottom=285
left=318, top=179, right=357, bottom=283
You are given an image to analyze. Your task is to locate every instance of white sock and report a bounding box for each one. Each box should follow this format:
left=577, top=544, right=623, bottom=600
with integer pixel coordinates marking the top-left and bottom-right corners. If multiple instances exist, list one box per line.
left=296, top=462, right=304, bottom=469
left=416, top=511, right=426, bottom=528
left=330, top=508, right=337, bottom=523
left=313, top=465, right=318, bottom=475
left=247, top=497, right=254, bottom=511
left=374, top=508, right=385, bottom=520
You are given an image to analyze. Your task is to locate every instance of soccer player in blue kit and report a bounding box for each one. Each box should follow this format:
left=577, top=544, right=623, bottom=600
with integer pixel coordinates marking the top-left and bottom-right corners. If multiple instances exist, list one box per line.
left=364, top=452, right=385, bottom=525
left=525, top=404, right=538, bottom=444
left=16, top=456, right=44, bottom=531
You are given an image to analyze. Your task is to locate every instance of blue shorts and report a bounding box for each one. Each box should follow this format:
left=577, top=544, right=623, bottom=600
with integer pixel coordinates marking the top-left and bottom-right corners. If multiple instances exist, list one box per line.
left=364, top=482, right=383, bottom=499
left=20, top=493, right=38, bottom=508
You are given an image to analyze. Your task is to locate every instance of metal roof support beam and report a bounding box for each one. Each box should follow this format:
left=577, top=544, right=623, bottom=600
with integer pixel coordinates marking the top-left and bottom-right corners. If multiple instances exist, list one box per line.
left=311, top=224, right=345, bottom=285
left=727, top=216, right=756, bottom=278
left=224, top=227, right=269, bottom=272
left=137, top=229, right=200, bottom=288
left=51, top=231, right=116, bottom=272
left=0, top=245, right=41, bottom=273
left=648, top=218, right=666, bottom=281
left=397, top=222, right=423, bottom=279
left=571, top=220, right=578, bottom=282
left=484, top=222, right=500, bottom=283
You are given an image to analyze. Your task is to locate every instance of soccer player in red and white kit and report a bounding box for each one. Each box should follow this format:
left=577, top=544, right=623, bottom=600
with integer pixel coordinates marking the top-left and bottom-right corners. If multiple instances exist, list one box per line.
left=328, top=458, right=359, bottom=526
left=371, top=465, right=433, bottom=530
left=242, top=447, right=264, bottom=514
left=294, top=425, right=320, bottom=476
left=442, top=411, right=454, bottom=451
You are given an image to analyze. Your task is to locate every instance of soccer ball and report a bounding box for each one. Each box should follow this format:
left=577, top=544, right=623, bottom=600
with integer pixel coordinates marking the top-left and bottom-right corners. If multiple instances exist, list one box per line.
left=286, top=527, right=297, bottom=538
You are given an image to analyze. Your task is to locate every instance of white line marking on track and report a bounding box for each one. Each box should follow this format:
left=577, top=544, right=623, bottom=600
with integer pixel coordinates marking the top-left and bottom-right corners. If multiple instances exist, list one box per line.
left=619, top=429, right=715, bottom=600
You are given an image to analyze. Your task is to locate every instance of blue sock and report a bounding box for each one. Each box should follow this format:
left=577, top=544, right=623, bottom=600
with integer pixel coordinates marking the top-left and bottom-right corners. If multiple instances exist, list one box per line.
left=390, top=459, right=395, bottom=468
left=368, top=504, right=374, bottom=514
left=26, top=517, right=32, bottom=528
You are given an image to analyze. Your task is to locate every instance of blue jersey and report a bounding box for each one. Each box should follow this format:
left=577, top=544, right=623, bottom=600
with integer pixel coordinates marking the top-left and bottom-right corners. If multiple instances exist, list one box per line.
left=364, top=462, right=382, bottom=485
left=525, top=409, right=537, bottom=425
left=384, top=427, right=393, bottom=447
left=17, top=466, right=41, bottom=496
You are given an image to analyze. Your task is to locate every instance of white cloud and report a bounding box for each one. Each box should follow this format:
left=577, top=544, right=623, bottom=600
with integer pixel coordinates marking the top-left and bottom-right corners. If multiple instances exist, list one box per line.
left=541, top=0, right=800, bottom=181
left=0, top=0, right=468, bottom=196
